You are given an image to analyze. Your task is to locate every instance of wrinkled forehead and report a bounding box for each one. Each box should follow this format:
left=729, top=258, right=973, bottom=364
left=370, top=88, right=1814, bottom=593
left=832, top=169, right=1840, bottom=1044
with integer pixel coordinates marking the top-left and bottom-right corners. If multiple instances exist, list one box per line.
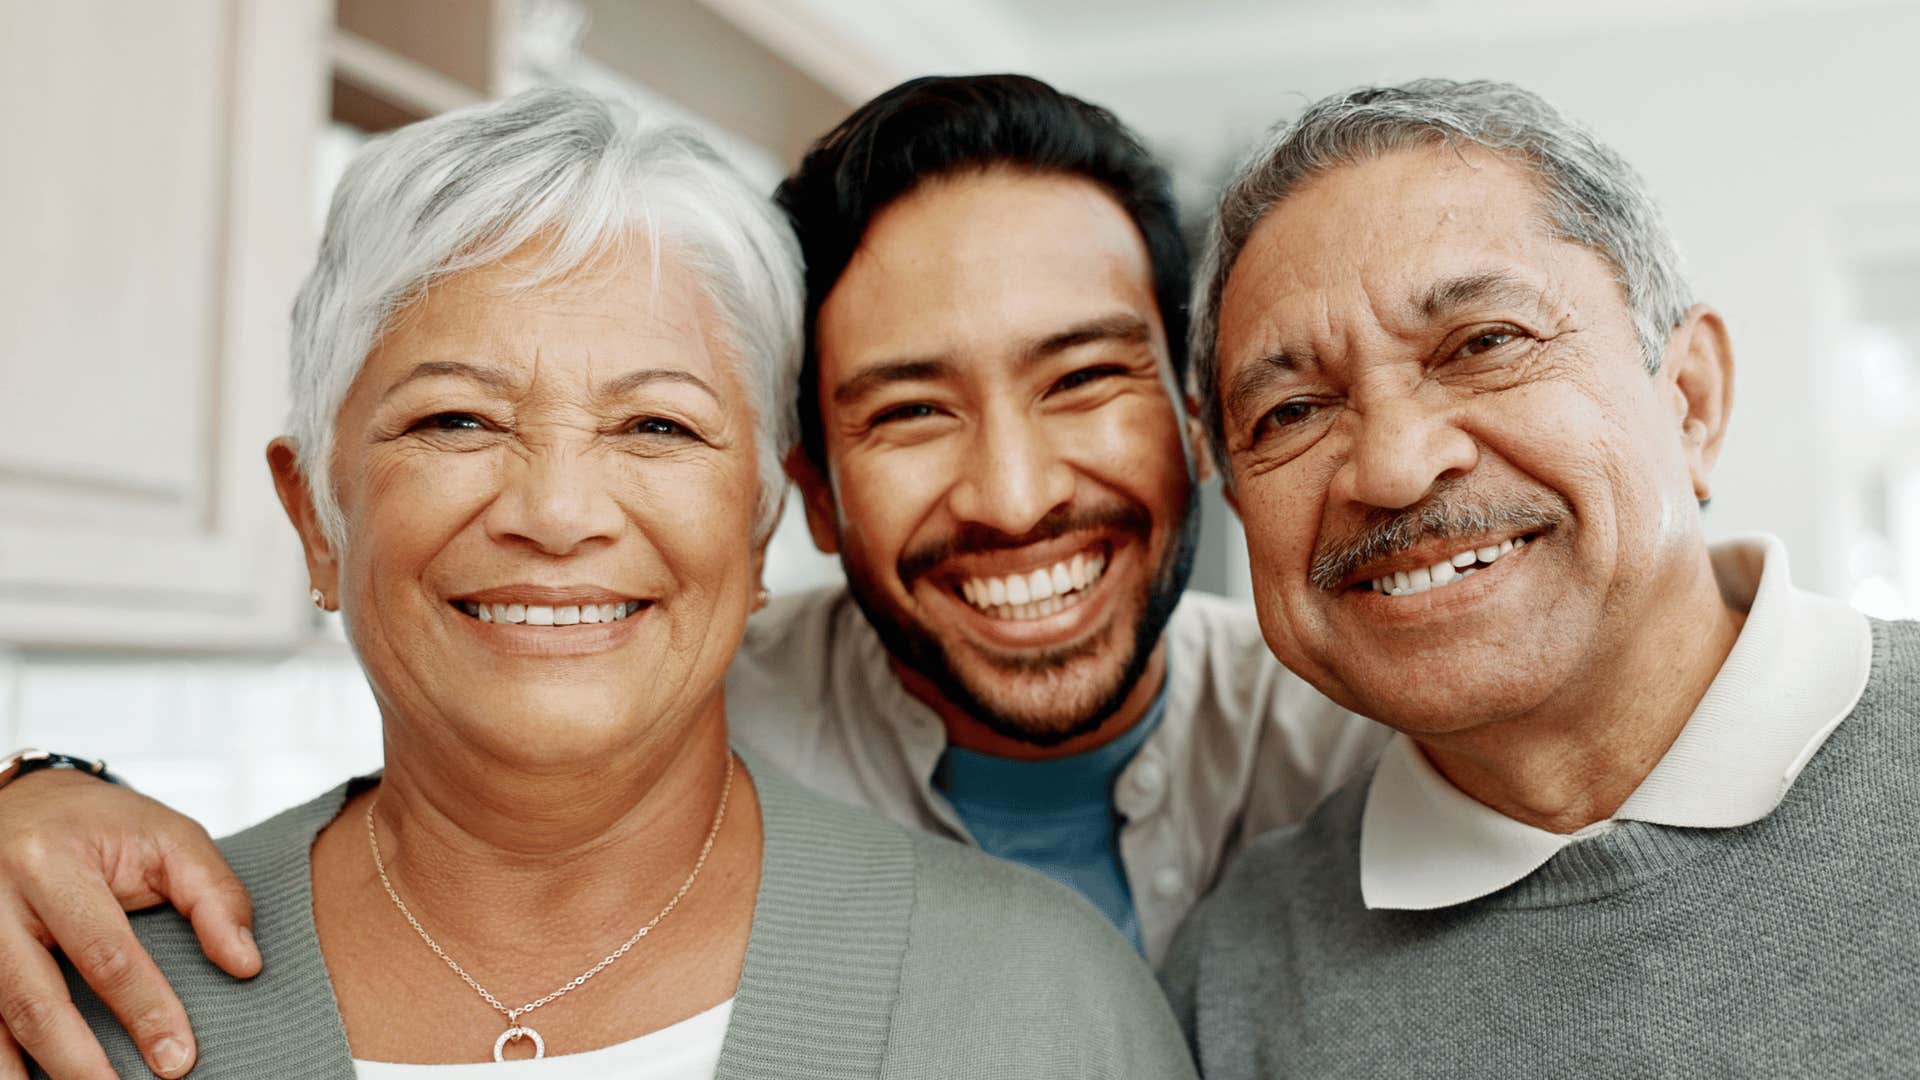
left=1215, top=147, right=1564, bottom=369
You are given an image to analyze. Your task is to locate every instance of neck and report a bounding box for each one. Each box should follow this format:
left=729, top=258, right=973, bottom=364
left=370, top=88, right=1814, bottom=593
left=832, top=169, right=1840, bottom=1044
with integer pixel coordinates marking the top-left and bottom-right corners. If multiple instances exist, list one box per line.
left=1418, top=548, right=1746, bottom=834
left=893, top=641, right=1168, bottom=761
left=361, top=703, right=740, bottom=951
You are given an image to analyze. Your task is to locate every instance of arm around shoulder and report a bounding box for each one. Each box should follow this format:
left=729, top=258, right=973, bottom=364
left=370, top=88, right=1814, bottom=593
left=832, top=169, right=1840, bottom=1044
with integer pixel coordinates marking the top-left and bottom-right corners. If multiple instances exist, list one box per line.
left=883, top=834, right=1199, bottom=1080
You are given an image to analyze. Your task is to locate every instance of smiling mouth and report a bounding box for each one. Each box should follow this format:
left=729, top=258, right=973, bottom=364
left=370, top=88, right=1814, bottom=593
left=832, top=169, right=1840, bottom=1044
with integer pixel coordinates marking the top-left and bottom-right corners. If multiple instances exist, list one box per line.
left=452, top=600, right=649, bottom=625
left=1356, top=532, right=1540, bottom=597
left=951, top=545, right=1110, bottom=621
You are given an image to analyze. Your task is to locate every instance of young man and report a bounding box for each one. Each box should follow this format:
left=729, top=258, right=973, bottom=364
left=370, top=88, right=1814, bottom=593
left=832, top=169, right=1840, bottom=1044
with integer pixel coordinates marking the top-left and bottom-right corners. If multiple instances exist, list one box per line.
left=0, top=76, right=1382, bottom=1077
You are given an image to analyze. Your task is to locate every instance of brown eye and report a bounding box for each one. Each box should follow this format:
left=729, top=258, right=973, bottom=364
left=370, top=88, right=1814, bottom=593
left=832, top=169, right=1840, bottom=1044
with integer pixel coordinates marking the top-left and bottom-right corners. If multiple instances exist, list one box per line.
left=630, top=417, right=691, bottom=438
left=1053, top=365, right=1124, bottom=394
left=1458, top=330, right=1518, bottom=358
left=409, top=412, right=486, bottom=432
left=873, top=403, right=939, bottom=426
left=1258, top=400, right=1318, bottom=435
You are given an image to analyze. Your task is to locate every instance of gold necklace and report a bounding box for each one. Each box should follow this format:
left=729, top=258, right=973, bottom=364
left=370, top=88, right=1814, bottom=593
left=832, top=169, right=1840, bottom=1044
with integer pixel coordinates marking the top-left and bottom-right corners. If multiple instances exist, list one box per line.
left=365, top=753, right=735, bottom=1061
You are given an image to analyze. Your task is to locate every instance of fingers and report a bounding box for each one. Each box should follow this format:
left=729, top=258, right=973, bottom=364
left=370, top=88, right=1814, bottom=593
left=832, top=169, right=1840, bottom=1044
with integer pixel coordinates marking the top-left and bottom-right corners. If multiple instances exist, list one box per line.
left=0, top=1020, right=29, bottom=1080
left=0, top=918, right=118, bottom=1080
left=155, top=834, right=260, bottom=980
left=14, top=876, right=196, bottom=1079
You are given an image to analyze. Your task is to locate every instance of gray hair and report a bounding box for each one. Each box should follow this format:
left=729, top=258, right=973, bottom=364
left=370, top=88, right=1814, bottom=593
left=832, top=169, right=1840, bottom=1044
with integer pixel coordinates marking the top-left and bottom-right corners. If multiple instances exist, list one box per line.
left=1189, top=78, right=1692, bottom=468
left=288, top=86, right=803, bottom=550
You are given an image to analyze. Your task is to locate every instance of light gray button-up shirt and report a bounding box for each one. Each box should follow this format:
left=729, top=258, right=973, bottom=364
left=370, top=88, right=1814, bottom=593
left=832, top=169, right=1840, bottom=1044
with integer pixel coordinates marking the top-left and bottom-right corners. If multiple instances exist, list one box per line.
left=725, top=585, right=1387, bottom=962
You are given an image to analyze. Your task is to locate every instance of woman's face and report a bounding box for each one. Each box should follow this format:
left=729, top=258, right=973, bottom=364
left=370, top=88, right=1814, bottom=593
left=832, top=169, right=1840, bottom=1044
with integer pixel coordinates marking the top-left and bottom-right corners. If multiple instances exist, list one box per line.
left=274, top=238, right=765, bottom=767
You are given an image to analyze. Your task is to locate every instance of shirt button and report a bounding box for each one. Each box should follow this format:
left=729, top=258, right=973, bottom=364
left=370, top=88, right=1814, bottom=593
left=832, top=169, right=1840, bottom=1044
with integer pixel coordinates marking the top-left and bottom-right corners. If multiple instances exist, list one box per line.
left=1151, top=867, right=1184, bottom=900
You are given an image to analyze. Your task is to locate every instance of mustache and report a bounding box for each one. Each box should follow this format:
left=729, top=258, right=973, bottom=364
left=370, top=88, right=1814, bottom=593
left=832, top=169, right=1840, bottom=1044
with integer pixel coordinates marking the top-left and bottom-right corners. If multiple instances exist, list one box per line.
left=1308, top=485, right=1572, bottom=590
left=897, top=504, right=1153, bottom=587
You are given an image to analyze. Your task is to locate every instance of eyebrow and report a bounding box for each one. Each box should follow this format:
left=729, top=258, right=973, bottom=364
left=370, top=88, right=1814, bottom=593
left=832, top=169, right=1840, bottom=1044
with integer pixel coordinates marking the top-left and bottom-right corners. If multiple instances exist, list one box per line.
left=831, top=314, right=1156, bottom=408
left=381, top=360, right=518, bottom=399
left=832, top=358, right=957, bottom=407
left=1417, top=270, right=1541, bottom=320
left=1222, top=351, right=1308, bottom=428
left=597, top=368, right=722, bottom=405
left=1019, top=314, right=1153, bottom=370
left=383, top=360, right=721, bottom=405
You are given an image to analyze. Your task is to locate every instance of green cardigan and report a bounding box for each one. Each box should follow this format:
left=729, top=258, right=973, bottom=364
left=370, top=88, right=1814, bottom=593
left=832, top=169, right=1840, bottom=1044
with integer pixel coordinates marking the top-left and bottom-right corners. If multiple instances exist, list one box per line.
left=48, top=754, right=1195, bottom=1078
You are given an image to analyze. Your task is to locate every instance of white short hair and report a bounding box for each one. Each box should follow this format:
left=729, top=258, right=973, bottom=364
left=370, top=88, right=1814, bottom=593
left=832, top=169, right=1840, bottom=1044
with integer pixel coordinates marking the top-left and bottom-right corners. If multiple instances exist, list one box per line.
left=288, top=86, right=803, bottom=549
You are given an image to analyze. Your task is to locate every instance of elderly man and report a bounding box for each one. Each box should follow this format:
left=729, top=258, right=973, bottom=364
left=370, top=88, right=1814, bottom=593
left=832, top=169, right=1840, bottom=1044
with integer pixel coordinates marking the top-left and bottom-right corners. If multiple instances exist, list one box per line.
left=1162, top=78, right=1920, bottom=1076
left=0, top=76, right=1380, bottom=1078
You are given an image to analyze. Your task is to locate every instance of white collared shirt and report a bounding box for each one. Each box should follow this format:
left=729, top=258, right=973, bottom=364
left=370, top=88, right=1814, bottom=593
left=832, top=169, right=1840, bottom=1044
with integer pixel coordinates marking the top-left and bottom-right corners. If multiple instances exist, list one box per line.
left=725, top=588, right=1387, bottom=961
left=352, top=999, right=731, bottom=1078
left=1360, top=535, right=1874, bottom=911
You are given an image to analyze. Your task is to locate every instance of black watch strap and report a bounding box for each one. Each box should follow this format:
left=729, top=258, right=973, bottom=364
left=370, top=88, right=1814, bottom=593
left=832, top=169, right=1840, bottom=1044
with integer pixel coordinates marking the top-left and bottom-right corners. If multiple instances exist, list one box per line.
left=0, top=748, right=124, bottom=791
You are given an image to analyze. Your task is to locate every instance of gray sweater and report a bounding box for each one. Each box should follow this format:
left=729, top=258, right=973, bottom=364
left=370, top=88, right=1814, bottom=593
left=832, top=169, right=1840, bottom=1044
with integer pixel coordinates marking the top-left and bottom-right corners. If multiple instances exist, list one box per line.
left=47, top=755, right=1197, bottom=1078
left=1162, top=619, right=1920, bottom=1079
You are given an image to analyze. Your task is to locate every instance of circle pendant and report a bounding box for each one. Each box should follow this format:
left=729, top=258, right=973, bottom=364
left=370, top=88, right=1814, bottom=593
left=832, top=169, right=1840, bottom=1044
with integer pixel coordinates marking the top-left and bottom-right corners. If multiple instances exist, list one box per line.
left=494, top=1025, right=546, bottom=1061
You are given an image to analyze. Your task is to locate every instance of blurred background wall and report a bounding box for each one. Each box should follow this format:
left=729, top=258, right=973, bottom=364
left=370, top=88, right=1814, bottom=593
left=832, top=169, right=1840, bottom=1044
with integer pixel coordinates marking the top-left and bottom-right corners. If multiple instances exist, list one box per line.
left=3, top=0, right=1917, bottom=833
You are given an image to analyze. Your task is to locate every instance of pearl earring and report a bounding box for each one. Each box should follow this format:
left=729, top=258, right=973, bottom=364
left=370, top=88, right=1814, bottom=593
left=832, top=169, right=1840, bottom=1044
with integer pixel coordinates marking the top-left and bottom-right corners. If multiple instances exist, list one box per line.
left=310, top=588, right=327, bottom=611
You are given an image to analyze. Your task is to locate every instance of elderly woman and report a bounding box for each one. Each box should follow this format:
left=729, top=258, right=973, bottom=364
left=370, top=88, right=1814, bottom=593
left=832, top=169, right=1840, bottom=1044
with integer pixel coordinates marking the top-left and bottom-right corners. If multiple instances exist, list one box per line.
left=25, top=88, right=1190, bottom=1078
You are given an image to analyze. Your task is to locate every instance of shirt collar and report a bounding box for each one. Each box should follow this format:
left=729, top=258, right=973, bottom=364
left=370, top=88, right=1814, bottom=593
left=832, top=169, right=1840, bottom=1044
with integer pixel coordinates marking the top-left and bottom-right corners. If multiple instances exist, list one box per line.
left=1360, top=535, right=1873, bottom=911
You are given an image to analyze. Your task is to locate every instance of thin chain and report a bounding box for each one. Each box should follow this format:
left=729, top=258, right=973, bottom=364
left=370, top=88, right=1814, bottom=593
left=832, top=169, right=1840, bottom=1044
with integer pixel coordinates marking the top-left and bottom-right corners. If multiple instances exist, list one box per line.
left=366, top=753, right=734, bottom=1026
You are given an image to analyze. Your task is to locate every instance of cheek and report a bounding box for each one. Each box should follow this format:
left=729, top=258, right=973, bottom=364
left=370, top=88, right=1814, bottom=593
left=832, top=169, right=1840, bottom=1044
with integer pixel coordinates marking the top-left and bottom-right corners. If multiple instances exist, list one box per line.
left=628, top=455, right=761, bottom=587
left=832, top=443, right=955, bottom=563
left=1068, top=396, right=1191, bottom=507
left=346, top=449, right=500, bottom=587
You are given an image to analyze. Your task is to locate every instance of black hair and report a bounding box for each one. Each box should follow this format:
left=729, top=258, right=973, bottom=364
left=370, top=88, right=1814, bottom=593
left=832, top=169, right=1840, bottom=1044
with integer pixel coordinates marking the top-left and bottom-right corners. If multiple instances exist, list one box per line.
left=775, top=73, right=1189, bottom=472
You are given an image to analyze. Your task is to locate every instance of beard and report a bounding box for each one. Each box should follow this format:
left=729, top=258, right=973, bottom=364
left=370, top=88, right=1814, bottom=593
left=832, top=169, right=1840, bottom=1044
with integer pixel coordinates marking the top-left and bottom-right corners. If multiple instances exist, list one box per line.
left=842, top=487, right=1200, bottom=748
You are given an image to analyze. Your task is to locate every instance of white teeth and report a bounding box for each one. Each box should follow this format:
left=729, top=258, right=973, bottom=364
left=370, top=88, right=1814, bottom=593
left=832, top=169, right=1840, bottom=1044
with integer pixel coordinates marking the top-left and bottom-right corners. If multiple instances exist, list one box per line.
left=958, top=550, right=1109, bottom=619
left=463, top=599, right=641, bottom=625
left=1368, top=536, right=1533, bottom=596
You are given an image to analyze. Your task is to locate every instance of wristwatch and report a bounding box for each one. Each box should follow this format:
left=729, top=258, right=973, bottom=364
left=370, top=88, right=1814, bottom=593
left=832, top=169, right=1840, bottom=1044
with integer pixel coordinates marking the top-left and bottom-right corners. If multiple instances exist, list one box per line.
left=0, top=748, right=120, bottom=792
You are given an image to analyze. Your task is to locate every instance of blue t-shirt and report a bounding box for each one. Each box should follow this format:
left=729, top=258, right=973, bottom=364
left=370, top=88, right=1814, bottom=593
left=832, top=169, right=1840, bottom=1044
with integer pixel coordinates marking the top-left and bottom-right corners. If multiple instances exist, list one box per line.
left=933, top=689, right=1168, bottom=952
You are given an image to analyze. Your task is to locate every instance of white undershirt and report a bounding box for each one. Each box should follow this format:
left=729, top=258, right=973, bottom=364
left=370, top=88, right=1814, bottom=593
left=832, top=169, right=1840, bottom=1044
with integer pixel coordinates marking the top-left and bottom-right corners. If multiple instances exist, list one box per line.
left=352, top=999, right=733, bottom=1079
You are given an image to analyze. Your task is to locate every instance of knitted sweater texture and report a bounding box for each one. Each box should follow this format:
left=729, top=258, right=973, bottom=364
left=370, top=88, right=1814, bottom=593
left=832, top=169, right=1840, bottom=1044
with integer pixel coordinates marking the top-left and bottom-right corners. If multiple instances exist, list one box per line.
left=46, top=755, right=1196, bottom=1078
left=1162, top=619, right=1920, bottom=1079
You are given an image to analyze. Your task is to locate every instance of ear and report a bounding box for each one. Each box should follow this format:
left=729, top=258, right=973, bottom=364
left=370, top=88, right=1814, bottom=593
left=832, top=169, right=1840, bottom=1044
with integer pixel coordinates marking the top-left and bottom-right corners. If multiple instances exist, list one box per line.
left=1661, top=305, right=1735, bottom=503
left=267, top=438, right=341, bottom=606
left=784, top=445, right=841, bottom=555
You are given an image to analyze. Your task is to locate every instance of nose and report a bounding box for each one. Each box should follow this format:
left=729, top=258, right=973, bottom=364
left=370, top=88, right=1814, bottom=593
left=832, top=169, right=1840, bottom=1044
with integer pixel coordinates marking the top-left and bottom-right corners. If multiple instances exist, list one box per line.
left=945, top=402, right=1076, bottom=536
left=1334, top=391, right=1479, bottom=510
left=484, top=443, right=624, bottom=556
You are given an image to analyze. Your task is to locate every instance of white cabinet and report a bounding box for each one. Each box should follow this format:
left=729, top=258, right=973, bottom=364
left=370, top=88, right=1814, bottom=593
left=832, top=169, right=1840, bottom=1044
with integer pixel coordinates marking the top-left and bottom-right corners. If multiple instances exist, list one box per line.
left=0, top=1, right=328, bottom=648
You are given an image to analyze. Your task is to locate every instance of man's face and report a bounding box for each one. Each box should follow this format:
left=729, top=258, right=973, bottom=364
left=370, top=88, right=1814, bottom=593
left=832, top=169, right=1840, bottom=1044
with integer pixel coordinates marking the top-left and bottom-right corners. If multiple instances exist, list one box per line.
left=1213, top=145, right=1723, bottom=734
left=804, top=169, right=1198, bottom=745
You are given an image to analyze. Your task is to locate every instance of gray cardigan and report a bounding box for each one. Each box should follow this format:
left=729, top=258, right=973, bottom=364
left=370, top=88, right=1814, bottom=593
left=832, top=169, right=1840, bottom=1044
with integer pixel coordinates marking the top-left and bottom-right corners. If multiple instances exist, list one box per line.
left=48, top=755, right=1196, bottom=1078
